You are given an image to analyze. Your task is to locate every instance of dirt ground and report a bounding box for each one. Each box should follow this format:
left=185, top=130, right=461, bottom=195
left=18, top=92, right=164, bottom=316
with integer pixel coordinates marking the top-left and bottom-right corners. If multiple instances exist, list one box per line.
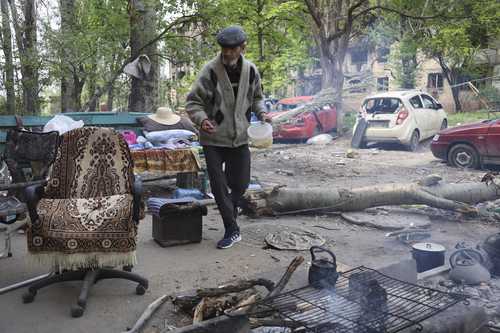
left=1, top=137, right=498, bottom=333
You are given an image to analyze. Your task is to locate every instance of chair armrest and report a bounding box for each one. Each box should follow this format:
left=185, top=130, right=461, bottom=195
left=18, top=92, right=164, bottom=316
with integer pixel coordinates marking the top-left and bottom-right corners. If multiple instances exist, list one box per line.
left=132, top=177, right=143, bottom=223
left=25, top=184, right=44, bottom=223
left=0, top=179, right=47, bottom=191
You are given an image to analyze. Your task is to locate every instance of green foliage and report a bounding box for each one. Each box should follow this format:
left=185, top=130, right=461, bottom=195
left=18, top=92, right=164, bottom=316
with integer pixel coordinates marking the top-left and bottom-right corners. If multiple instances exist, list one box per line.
left=39, top=0, right=131, bottom=111
left=387, top=37, right=419, bottom=89
left=447, top=110, right=491, bottom=126
left=164, top=0, right=313, bottom=97
left=4, top=0, right=499, bottom=115
left=416, top=0, right=499, bottom=78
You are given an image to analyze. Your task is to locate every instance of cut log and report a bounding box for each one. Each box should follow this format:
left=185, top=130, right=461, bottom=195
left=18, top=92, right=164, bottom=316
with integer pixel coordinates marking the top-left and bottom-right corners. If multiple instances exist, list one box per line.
left=226, top=256, right=305, bottom=317
left=233, top=294, right=258, bottom=313
left=193, top=290, right=258, bottom=322
left=122, top=294, right=170, bottom=333
left=173, top=295, right=202, bottom=314
left=196, top=278, right=275, bottom=297
left=192, top=298, right=206, bottom=323
left=242, top=180, right=500, bottom=217
left=173, top=278, right=274, bottom=315
left=266, top=256, right=305, bottom=299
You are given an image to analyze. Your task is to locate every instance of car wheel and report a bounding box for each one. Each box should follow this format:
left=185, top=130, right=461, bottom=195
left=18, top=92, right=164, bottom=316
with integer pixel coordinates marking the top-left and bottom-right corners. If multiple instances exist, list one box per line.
left=406, top=130, right=420, bottom=152
left=448, top=144, right=479, bottom=169
left=440, top=119, right=448, bottom=130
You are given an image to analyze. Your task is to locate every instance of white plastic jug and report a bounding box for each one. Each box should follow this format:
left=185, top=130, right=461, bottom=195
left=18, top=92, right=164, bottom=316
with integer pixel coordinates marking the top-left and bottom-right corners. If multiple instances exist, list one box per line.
left=247, top=122, right=273, bottom=148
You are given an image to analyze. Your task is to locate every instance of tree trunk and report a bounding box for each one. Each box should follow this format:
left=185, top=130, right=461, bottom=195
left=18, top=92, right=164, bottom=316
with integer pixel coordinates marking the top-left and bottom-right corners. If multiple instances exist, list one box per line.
left=399, top=16, right=414, bottom=89
left=22, top=0, right=38, bottom=114
left=241, top=180, right=500, bottom=217
left=437, top=55, right=462, bottom=112
left=257, top=27, right=264, bottom=79
left=73, top=68, right=85, bottom=111
left=128, top=0, right=158, bottom=113
left=450, top=83, right=463, bottom=113
left=9, top=0, right=39, bottom=114
left=317, top=44, right=345, bottom=134
left=106, top=84, right=114, bottom=112
left=87, top=84, right=98, bottom=112
left=59, top=0, right=79, bottom=113
left=1, top=0, right=15, bottom=114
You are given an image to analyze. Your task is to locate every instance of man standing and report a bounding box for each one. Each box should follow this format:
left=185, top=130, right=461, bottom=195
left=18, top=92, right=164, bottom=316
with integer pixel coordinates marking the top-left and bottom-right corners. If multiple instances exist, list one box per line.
left=186, top=25, right=270, bottom=249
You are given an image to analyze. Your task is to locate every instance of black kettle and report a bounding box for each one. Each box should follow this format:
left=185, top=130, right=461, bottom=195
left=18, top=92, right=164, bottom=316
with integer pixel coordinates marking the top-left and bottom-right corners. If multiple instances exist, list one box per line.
left=308, top=246, right=339, bottom=289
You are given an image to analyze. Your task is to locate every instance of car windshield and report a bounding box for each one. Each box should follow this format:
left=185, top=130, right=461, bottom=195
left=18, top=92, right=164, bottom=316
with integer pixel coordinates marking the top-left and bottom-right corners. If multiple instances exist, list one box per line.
left=363, top=98, right=402, bottom=114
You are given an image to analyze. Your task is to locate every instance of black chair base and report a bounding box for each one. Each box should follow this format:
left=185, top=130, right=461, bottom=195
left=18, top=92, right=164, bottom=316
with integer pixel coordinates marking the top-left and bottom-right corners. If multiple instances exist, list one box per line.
left=22, top=267, right=148, bottom=318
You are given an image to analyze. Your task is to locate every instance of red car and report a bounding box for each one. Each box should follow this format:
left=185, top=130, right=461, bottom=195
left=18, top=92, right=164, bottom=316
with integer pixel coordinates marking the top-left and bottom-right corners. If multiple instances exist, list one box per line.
left=430, top=118, right=500, bottom=168
left=269, top=104, right=337, bottom=141
left=277, top=96, right=314, bottom=110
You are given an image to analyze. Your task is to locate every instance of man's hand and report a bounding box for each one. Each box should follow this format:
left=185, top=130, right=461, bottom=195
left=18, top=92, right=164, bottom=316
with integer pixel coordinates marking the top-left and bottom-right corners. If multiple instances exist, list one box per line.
left=201, top=119, right=216, bottom=134
left=260, top=113, right=272, bottom=123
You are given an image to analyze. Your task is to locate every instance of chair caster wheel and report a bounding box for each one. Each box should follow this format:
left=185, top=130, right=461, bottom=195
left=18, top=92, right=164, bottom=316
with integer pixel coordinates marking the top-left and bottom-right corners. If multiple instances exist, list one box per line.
left=71, top=304, right=85, bottom=318
left=136, top=284, right=146, bottom=295
left=22, top=291, right=36, bottom=303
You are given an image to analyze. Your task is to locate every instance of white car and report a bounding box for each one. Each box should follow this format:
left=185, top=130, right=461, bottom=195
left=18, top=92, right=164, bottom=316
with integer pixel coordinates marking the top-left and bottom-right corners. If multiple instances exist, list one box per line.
left=353, top=90, right=448, bottom=151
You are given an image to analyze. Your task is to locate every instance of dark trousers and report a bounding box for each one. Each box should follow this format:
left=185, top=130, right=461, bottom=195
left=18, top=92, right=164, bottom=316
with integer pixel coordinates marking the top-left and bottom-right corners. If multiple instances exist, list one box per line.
left=203, top=145, right=250, bottom=236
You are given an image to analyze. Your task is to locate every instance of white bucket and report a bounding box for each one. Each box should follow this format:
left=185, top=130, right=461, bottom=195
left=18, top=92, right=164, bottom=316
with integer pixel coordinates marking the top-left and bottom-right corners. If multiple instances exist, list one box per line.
left=247, top=122, right=273, bottom=148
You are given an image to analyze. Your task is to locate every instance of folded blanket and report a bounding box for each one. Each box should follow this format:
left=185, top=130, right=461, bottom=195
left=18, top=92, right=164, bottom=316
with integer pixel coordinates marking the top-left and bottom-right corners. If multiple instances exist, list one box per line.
left=144, top=129, right=196, bottom=143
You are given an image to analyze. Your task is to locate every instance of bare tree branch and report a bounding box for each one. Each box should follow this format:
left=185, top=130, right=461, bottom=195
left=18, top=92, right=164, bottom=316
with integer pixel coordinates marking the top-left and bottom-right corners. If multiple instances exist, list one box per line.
left=351, top=5, right=469, bottom=22
left=304, top=0, right=322, bottom=30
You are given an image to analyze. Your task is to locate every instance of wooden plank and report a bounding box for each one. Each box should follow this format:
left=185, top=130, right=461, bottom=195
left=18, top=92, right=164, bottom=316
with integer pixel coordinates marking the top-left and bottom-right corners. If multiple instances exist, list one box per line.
left=0, top=112, right=151, bottom=146
left=0, top=112, right=150, bottom=129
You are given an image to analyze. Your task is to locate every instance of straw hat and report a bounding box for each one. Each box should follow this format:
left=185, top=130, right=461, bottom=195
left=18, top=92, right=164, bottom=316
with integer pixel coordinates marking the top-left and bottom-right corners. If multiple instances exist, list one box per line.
left=148, top=106, right=181, bottom=125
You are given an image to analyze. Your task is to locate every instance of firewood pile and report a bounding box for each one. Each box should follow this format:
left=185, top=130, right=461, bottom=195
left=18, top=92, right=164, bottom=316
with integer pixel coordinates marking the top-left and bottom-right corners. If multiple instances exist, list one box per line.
left=171, top=256, right=305, bottom=330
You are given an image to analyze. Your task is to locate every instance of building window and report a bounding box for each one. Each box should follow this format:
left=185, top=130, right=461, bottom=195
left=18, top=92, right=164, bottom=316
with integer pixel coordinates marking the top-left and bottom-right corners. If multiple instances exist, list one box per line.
left=377, top=77, right=389, bottom=91
left=427, top=73, right=443, bottom=89
left=376, top=47, right=390, bottom=63
left=351, top=48, right=368, bottom=64
left=348, top=79, right=366, bottom=93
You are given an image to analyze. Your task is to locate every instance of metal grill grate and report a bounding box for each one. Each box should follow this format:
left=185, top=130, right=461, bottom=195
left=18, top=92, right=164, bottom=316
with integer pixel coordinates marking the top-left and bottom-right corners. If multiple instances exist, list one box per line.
left=257, top=266, right=467, bottom=333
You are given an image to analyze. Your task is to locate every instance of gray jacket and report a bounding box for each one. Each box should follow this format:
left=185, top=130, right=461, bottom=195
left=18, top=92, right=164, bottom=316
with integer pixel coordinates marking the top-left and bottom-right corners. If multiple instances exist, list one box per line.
left=186, top=54, right=266, bottom=147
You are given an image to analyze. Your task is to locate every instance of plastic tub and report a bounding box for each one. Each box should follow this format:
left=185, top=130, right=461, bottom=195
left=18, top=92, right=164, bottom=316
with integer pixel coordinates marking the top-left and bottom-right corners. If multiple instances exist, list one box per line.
left=247, top=122, right=273, bottom=148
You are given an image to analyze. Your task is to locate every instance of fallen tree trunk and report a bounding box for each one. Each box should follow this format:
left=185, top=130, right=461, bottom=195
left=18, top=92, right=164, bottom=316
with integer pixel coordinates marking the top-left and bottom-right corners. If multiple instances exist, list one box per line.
left=242, top=180, right=500, bottom=217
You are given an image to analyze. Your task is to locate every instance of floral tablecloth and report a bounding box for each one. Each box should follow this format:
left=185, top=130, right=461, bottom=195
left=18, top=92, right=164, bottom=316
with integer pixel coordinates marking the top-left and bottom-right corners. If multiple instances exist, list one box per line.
left=130, top=148, right=201, bottom=174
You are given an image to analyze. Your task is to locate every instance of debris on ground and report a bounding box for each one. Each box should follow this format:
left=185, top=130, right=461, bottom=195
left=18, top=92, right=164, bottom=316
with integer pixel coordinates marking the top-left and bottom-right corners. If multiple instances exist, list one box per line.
left=341, top=208, right=432, bottom=231
left=417, top=174, right=443, bottom=186
left=122, top=294, right=170, bottom=333
left=306, top=133, right=334, bottom=145
left=265, top=228, right=325, bottom=250
left=172, top=257, right=304, bottom=330
left=385, top=226, right=432, bottom=243
left=345, top=149, right=356, bottom=158
left=275, top=169, right=295, bottom=176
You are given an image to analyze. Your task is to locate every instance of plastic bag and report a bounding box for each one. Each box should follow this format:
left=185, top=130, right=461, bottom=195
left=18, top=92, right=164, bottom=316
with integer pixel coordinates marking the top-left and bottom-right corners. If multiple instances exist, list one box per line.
left=306, top=133, right=333, bottom=145
left=43, top=114, right=84, bottom=135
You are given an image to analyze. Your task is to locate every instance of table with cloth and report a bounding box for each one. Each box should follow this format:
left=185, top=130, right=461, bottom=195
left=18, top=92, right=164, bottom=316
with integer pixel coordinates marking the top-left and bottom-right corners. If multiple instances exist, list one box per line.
left=130, top=147, right=202, bottom=175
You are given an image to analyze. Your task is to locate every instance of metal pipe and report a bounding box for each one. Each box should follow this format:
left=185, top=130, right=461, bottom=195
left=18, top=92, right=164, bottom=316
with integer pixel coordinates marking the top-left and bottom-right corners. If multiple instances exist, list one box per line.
left=0, top=272, right=52, bottom=295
